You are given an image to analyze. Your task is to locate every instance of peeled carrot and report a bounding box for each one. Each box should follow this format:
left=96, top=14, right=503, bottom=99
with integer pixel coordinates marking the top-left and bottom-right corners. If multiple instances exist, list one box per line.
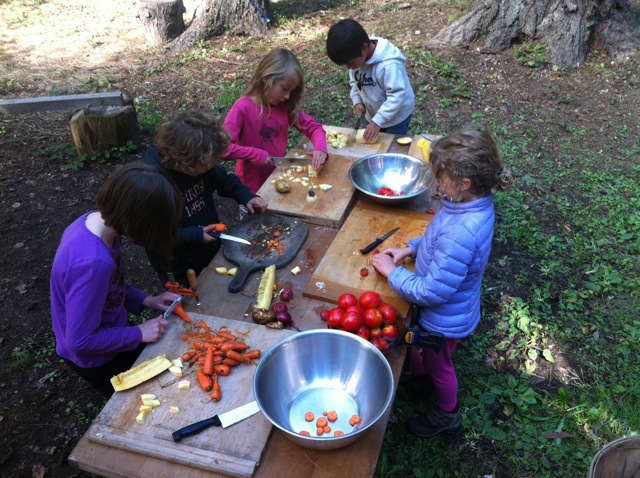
left=213, top=223, right=226, bottom=233
left=242, top=349, right=261, bottom=361
left=222, top=357, right=240, bottom=367
left=316, top=427, right=324, bottom=436
left=349, top=414, right=361, bottom=426
left=210, top=373, right=221, bottom=402
left=202, top=345, right=215, bottom=375
left=173, top=303, right=191, bottom=323
left=334, top=431, right=344, bottom=436
left=305, top=412, right=314, bottom=422
left=196, top=370, right=213, bottom=392
left=327, top=411, right=338, bottom=422
left=323, top=425, right=331, bottom=433
left=299, top=430, right=311, bottom=436
left=213, top=364, right=231, bottom=376
left=316, top=417, right=328, bottom=428
left=225, top=350, right=252, bottom=363
left=217, top=330, right=236, bottom=341
left=220, top=341, right=250, bottom=352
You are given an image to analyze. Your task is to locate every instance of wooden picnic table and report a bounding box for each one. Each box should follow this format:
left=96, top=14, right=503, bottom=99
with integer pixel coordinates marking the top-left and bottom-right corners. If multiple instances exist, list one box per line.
left=68, top=135, right=438, bottom=478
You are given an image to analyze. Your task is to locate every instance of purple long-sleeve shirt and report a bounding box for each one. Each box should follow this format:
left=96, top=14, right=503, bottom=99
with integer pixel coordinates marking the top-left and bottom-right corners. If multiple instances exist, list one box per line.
left=50, top=212, right=147, bottom=368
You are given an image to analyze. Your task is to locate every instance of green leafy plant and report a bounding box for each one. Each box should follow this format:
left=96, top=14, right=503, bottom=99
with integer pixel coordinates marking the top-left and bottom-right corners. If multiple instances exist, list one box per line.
left=515, top=43, right=548, bottom=68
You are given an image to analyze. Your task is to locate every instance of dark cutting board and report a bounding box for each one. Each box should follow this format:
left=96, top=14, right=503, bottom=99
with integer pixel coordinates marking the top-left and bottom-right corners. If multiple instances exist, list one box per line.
left=223, top=213, right=308, bottom=293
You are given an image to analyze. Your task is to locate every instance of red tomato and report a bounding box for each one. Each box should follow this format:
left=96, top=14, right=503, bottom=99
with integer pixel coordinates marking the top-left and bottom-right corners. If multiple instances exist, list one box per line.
left=378, top=303, right=397, bottom=325
left=370, top=338, right=389, bottom=352
left=326, top=307, right=344, bottom=329
left=337, top=293, right=358, bottom=310
left=369, top=327, right=382, bottom=340
left=360, top=267, right=369, bottom=277
left=382, top=324, right=399, bottom=340
left=345, top=304, right=364, bottom=316
left=341, top=311, right=363, bottom=332
left=363, top=308, right=383, bottom=329
left=356, top=325, right=370, bottom=340
left=359, top=291, right=382, bottom=310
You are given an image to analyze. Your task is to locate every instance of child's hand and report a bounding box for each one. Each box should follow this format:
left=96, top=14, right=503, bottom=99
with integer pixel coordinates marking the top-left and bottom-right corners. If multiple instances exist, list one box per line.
left=202, top=224, right=222, bottom=243
left=137, top=316, right=169, bottom=343
left=142, top=291, right=181, bottom=311
left=384, top=246, right=413, bottom=263
left=246, top=196, right=268, bottom=214
left=354, top=103, right=366, bottom=116
left=371, top=252, right=396, bottom=278
left=311, top=151, right=328, bottom=170
left=363, top=122, right=381, bottom=142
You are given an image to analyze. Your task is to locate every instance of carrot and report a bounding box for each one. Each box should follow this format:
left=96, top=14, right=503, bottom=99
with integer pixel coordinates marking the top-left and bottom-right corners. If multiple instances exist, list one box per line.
left=202, top=345, right=215, bottom=375
left=327, top=411, right=338, bottom=422
left=217, top=330, right=236, bottom=341
left=173, top=303, right=191, bottom=323
left=196, top=369, right=213, bottom=392
left=210, top=373, right=221, bottom=402
left=220, top=341, right=250, bottom=352
left=242, top=349, right=261, bottom=361
left=222, top=357, right=240, bottom=367
left=323, top=425, right=331, bottom=433
left=181, top=351, right=196, bottom=362
left=213, top=364, right=231, bottom=376
left=195, top=356, right=205, bottom=366
left=304, top=412, right=314, bottom=422
left=299, top=430, right=311, bottom=436
left=213, top=223, right=226, bottom=233
left=316, top=427, right=324, bottom=436
left=225, top=350, right=252, bottom=363
left=349, top=414, right=361, bottom=426
left=193, top=339, right=208, bottom=350
left=197, top=319, right=210, bottom=331
left=316, top=417, right=328, bottom=428
left=334, top=430, right=344, bottom=436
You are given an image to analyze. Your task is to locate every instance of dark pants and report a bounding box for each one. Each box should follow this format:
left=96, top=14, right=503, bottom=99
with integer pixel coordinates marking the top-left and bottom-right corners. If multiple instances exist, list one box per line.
left=64, top=343, right=146, bottom=398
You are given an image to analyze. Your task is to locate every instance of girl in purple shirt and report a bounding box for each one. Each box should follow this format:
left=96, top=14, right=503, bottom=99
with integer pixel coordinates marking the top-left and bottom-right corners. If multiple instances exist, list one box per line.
left=50, top=163, right=183, bottom=397
left=223, top=48, right=328, bottom=194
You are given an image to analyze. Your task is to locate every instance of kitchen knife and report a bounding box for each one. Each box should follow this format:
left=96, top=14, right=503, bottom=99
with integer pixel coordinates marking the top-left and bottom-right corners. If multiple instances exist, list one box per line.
left=351, top=111, right=366, bottom=142
left=172, top=400, right=261, bottom=441
left=208, top=231, right=251, bottom=245
left=421, top=133, right=437, bottom=142
left=360, top=227, right=400, bottom=255
left=163, top=296, right=183, bottom=320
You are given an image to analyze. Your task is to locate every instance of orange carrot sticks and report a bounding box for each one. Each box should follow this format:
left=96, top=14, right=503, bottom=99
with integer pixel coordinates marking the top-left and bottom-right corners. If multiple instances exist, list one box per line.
left=210, top=373, right=221, bottom=402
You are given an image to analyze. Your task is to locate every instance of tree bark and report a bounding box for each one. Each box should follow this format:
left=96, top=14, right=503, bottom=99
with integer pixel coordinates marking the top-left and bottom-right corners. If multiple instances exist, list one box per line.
left=169, top=0, right=273, bottom=53
left=427, top=0, right=638, bottom=68
left=139, top=0, right=187, bottom=46
left=69, top=105, right=140, bottom=157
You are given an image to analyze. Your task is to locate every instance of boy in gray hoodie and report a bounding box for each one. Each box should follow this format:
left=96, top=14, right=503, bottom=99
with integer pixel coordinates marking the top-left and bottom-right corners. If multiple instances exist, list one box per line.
left=326, top=19, right=415, bottom=142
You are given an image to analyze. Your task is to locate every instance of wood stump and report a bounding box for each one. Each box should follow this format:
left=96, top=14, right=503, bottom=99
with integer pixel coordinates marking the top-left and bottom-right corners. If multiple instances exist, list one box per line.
left=139, top=0, right=186, bottom=46
left=69, top=105, right=140, bottom=157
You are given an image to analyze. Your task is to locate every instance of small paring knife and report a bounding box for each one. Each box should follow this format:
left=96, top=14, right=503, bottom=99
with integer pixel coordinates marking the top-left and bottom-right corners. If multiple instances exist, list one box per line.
left=172, top=400, right=261, bottom=441
left=360, top=227, right=400, bottom=255
left=208, top=231, right=251, bottom=245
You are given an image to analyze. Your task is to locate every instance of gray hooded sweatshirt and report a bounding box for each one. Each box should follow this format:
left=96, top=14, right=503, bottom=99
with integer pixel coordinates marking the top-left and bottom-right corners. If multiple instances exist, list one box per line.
left=348, top=37, right=415, bottom=129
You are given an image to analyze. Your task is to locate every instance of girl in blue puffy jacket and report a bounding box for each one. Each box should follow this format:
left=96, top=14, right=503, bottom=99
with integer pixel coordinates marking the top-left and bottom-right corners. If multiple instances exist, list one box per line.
left=372, top=124, right=513, bottom=438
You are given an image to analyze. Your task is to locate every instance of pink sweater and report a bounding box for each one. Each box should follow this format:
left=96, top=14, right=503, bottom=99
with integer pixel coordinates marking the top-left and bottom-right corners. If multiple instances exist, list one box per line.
left=223, top=96, right=327, bottom=193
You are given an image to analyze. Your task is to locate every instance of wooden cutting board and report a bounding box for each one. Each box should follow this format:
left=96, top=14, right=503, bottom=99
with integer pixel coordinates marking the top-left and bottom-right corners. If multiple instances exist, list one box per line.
left=302, top=201, right=433, bottom=316
left=295, top=125, right=395, bottom=159
left=407, top=134, right=442, bottom=162
left=86, top=314, right=297, bottom=478
left=257, top=149, right=357, bottom=228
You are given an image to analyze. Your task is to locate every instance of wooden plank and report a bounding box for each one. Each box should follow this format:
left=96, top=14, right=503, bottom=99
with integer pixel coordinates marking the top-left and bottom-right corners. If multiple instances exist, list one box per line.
left=0, top=92, right=124, bottom=115
left=302, top=200, right=433, bottom=315
left=296, top=125, right=395, bottom=159
left=257, top=150, right=357, bottom=228
left=82, top=313, right=296, bottom=478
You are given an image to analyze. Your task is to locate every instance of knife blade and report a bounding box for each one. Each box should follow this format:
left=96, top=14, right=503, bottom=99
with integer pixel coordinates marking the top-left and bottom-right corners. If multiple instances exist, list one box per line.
left=421, top=133, right=437, bottom=142
left=172, top=400, right=261, bottom=441
left=360, top=227, right=400, bottom=255
left=351, top=112, right=365, bottom=142
left=208, top=231, right=251, bottom=245
left=163, top=296, right=183, bottom=320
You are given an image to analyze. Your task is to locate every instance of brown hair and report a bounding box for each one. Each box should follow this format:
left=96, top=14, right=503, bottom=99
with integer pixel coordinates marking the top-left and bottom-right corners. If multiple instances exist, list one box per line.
left=245, top=48, right=304, bottom=127
left=430, top=124, right=514, bottom=196
left=155, top=110, right=230, bottom=171
left=97, top=163, right=182, bottom=257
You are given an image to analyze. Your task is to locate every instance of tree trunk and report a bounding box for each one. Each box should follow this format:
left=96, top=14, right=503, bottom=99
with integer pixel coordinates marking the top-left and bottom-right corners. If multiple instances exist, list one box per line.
left=69, top=105, right=140, bottom=157
left=169, top=0, right=273, bottom=53
left=139, top=0, right=187, bottom=45
left=427, top=0, right=638, bottom=68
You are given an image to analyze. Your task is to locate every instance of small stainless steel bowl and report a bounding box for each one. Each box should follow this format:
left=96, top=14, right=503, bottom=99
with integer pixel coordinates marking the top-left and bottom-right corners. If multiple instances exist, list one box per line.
left=253, top=329, right=394, bottom=450
left=349, top=153, right=433, bottom=205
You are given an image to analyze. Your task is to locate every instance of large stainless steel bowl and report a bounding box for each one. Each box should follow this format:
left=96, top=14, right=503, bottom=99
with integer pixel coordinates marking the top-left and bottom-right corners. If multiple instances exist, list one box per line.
left=253, top=329, right=394, bottom=450
left=349, top=153, right=433, bottom=205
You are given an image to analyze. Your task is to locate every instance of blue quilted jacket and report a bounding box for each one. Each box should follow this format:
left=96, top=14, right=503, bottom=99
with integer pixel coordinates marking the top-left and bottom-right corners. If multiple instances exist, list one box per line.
left=388, top=195, right=495, bottom=338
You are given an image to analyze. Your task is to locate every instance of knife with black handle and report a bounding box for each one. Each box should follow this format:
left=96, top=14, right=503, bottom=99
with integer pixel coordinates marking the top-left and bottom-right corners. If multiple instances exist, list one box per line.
left=360, top=227, right=400, bottom=255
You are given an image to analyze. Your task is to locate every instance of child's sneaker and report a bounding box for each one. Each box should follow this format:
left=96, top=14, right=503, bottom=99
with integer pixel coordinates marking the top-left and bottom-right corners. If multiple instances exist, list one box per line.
left=407, top=402, right=461, bottom=438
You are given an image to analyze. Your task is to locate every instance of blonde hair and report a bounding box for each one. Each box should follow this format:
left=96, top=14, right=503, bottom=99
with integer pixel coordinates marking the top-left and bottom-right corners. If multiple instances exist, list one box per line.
left=245, top=48, right=304, bottom=127
left=430, top=124, right=514, bottom=196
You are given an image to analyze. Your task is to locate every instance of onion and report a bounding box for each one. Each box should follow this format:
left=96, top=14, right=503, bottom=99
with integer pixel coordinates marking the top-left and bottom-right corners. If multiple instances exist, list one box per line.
left=277, top=311, right=292, bottom=324
left=280, top=287, right=293, bottom=302
left=320, top=309, right=329, bottom=322
left=270, top=302, right=288, bottom=315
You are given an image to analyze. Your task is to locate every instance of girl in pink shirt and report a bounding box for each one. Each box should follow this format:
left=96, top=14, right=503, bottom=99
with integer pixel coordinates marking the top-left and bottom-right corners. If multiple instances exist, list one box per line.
left=223, top=48, right=328, bottom=194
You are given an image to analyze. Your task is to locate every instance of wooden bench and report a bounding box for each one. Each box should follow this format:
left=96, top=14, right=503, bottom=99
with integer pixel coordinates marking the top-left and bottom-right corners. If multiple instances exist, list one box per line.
left=0, top=92, right=125, bottom=115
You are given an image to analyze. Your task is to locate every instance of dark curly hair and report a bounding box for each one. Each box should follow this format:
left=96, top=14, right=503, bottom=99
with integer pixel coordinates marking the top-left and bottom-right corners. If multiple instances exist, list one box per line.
left=155, top=110, right=230, bottom=171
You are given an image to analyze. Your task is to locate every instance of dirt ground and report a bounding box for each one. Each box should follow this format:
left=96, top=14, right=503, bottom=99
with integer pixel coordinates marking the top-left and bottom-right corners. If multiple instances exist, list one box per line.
left=0, top=0, right=638, bottom=477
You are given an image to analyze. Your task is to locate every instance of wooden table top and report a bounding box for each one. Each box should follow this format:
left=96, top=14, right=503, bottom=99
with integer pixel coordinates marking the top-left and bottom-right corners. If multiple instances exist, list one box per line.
left=68, top=138, right=438, bottom=478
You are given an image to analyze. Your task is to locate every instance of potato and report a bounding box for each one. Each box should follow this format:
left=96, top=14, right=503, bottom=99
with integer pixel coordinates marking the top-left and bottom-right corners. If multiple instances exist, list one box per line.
left=274, top=179, right=291, bottom=193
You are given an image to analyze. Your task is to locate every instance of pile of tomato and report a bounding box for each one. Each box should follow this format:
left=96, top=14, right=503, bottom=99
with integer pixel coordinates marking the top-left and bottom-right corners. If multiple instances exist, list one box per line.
left=320, top=291, right=400, bottom=352
left=377, top=186, right=405, bottom=197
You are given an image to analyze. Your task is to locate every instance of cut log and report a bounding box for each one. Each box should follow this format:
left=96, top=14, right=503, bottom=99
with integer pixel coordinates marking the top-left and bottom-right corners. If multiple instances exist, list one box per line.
left=139, top=0, right=186, bottom=46
left=69, top=106, right=140, bottom=156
